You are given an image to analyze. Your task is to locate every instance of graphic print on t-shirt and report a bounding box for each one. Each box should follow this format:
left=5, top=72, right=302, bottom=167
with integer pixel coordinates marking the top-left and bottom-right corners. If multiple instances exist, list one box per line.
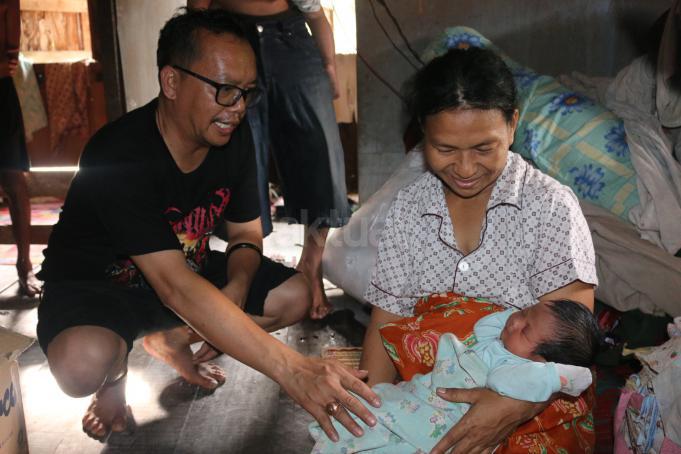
left=106, top=187, right=232, bottom=287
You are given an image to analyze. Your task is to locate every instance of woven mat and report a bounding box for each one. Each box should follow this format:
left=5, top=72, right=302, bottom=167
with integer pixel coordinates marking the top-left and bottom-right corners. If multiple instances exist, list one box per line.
left=322, top=347, right=363, bottom=369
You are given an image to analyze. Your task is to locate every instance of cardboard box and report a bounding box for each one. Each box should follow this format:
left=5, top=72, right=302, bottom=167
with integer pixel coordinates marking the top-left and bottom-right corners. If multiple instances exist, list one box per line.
left=0, top=327, right=33, bottom=454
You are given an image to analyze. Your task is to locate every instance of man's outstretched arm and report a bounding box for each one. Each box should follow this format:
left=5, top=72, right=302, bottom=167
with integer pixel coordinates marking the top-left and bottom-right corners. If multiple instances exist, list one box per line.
left=132, top=249, right=381, bottom=442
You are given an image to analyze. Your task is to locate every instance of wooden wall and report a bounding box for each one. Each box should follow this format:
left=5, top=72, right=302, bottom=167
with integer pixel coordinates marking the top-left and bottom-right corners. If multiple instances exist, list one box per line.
left=17, top=0, right=107, bottom=166
left=19, top=0, right=91, bottom=63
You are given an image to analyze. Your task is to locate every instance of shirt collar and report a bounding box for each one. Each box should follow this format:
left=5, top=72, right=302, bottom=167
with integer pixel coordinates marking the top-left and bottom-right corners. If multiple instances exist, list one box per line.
left=420, top=172, right=450, bottom=218
left=420, top=151, right=527, bottom=218
left=486, top=152, right=526, bottom=210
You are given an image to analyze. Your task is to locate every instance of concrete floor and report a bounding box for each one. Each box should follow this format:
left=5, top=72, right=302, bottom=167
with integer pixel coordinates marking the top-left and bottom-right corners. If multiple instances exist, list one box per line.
left=0, top=223, right=369, bottom=454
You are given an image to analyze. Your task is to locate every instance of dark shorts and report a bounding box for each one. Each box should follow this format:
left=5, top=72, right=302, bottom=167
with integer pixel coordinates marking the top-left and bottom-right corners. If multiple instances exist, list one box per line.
left=36, top=252, right=297, bottom=353
left=0, top=77, right=30, bottom=171
left=238, top=9, right=351, bottom=236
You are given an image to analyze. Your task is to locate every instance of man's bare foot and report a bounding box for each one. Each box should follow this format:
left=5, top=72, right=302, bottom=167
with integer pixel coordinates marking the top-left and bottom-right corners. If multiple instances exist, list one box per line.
left=143, top=327, right=226, bottom=389
left=297, top=260, right=331, bottom=320
left=82, top=374, right=134, bottom=442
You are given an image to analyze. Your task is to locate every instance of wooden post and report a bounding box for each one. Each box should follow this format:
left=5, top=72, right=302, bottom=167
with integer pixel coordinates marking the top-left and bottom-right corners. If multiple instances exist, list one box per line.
left=87, top=0, right=126, bottom=120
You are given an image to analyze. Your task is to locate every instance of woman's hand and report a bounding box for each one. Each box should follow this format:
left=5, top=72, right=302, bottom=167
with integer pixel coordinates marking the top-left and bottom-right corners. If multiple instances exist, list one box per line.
left=278, top=356, right=381, bottom=442
left=430, top=387, right=548, bottom=454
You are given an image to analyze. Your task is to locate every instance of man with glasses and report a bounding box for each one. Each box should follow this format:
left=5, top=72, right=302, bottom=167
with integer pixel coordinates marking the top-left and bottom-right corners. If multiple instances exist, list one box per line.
left=35, top=8, right=380, bottom=443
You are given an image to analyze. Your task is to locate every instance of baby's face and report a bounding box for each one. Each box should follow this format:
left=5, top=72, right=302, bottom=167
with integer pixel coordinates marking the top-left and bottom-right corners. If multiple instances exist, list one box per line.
left=499, top=301, right=555, bottom=361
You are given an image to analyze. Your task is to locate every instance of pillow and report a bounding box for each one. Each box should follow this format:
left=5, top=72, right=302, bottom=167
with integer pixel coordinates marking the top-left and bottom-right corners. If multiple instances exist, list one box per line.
left=422, top=27, right=640, bottom=223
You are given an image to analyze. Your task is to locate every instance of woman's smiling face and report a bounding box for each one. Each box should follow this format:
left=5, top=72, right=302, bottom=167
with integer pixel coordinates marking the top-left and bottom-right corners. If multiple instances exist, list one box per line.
left=422, top=108, right=518, bottom=200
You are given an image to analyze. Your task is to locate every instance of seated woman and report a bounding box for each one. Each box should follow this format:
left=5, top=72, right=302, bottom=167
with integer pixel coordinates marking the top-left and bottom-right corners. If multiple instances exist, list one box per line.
left=358, top=47, right=598, bottom=453
left=310, top=298, right=600, bottom=453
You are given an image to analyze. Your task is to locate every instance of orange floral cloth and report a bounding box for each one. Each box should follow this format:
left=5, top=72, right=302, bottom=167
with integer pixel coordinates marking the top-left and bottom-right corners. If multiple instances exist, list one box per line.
left=379, top=292, right=595, bottom=453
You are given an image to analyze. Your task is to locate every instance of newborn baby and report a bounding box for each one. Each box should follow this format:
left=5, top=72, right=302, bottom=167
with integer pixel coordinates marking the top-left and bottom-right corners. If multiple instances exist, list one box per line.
left=309, top=299, right=601, bottom=453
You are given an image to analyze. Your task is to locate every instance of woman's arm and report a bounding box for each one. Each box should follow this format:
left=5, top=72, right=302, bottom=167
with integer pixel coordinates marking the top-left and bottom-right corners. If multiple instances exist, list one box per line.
left=540, top=279, right=595, bottom=312
left=529, top=189, right=598, bottom=313
left=359, top=307, right=402, bottom=386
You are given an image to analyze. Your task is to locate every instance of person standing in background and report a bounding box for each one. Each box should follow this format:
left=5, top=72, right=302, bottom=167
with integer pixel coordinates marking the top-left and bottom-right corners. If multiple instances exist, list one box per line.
left=188, top=0, right=350, bottom=320
left=0, top=0, right=39, bottom=297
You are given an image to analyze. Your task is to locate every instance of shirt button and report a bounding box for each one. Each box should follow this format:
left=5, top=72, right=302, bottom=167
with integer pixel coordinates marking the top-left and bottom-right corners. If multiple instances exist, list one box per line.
left=458, top=261, right=470, bottom=272
left=257, top=25, right=264, bottom=34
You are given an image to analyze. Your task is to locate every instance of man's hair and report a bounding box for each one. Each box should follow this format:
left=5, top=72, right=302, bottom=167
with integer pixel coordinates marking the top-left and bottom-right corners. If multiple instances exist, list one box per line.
left=533, top=299, right=603, bottom=367
left=157, top=7, right=247, bottom=71
left=405, top=46, right=517, bottom=125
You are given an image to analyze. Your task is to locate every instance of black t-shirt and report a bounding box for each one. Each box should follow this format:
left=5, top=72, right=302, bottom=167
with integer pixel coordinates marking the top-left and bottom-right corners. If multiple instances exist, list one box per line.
left=38, top=99, right=259, bottom=285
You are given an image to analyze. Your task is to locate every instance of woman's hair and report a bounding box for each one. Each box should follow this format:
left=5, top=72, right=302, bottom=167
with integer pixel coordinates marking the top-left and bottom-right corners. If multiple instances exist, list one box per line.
left=406, top=46, right=518, bottom=125
left=533, top=299, right=603, bottom=368
left=157, top=7, right=246, bottom=71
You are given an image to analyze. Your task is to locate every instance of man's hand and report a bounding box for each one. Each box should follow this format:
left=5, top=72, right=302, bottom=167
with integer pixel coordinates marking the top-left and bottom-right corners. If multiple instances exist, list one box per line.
left=279, top=356, right=381, bottom=442
left=430, top=387, right=548, bottom=454
left=133, top=249, right=378, bottom=442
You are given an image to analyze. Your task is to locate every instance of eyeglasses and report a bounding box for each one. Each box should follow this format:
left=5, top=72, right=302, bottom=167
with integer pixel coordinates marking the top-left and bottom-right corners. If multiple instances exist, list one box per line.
left=172, top=65, right=262, bottom=108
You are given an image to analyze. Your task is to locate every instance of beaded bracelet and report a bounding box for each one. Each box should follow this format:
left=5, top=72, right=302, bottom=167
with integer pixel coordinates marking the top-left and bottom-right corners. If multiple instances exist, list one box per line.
left=225, top=242, right=262, bottom=262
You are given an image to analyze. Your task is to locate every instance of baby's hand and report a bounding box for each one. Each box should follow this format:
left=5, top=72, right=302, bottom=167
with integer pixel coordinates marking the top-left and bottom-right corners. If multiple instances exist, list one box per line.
left=555, top=364, right=592, bottom=397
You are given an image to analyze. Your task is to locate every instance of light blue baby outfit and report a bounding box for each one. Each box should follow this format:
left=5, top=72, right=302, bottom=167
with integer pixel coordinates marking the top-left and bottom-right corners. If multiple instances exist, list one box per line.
left=309, top=310, right=563, bottom=454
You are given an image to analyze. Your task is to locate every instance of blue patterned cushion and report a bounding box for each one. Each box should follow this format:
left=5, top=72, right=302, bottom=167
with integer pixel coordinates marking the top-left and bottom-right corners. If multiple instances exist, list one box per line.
left=421, top=27, right=639, bottom=221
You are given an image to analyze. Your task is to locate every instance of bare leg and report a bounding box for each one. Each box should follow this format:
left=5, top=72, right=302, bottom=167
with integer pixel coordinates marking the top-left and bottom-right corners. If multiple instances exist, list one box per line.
left=143, top=325, right=226, bottom=389
left=46, top=325, right=132, bottom=441
left=297, top=225, right=332, bottom=319
left=0, top=170, right=39, bottom=296
left=249, top=272, right=311, bottom=331
left=192, top=273, right=311, bottom=363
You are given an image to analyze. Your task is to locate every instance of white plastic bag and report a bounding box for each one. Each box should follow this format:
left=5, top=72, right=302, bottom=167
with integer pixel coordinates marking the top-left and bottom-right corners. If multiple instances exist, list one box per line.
left=322, top=148, right=426, bottom=302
